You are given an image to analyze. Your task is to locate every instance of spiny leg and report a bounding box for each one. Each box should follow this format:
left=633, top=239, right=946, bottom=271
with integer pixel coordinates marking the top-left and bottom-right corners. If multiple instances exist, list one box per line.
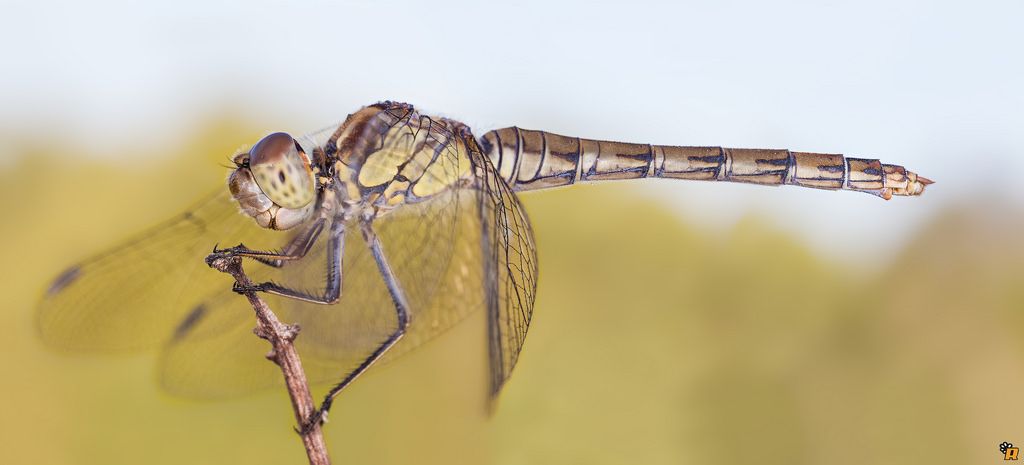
left=251, top=219, right=325, bottom=268
left=234, top=220, right=346, bottom=304
left=217, top=218, right=326, bottom=267
left=301, top=219, right=411, bottom=433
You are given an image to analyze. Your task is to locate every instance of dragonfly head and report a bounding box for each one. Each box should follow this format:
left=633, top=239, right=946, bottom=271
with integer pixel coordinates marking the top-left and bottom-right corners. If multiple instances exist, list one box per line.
left=228, top=132, right=317, bottom=230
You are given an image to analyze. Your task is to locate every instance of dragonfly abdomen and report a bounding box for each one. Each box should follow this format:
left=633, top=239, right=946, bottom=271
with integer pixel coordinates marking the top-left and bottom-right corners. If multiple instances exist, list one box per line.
left=479, top=127, right=931, bottom=199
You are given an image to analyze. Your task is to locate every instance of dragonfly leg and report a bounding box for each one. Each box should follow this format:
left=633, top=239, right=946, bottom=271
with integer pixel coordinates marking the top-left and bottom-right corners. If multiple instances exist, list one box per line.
left=216, top=218, right=326, bottom=268
left=301, top=219, right=411, bottom=433
left=234, top=220, right=345, bottom=304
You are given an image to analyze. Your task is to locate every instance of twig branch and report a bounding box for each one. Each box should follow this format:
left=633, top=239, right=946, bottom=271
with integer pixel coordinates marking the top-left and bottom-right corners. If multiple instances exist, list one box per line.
left=206, top=251, right=331, bottom=465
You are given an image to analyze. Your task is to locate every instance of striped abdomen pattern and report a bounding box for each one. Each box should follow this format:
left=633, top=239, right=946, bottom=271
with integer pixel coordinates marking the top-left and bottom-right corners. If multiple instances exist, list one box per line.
left=479, top=127, right=931, bottom=199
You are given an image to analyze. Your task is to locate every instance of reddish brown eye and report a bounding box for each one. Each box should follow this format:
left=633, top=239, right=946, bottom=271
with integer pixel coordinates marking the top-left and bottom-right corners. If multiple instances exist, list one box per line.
left=248, top=132, right=316, bottom=209
left=250, top=132, right=295, bottom=166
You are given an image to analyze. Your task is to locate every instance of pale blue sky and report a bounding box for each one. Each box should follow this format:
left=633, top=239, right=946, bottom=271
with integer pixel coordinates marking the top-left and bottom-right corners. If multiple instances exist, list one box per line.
left=2, top=0, right=1021, bottom=261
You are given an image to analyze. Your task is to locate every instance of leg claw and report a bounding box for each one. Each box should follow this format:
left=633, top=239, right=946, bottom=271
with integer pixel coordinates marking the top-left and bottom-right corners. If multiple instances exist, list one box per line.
left=232, top=282, right=266, bottom=295
left=215, top=243, right=247, bottom=253
left=297, top=409, right=328, bottom=435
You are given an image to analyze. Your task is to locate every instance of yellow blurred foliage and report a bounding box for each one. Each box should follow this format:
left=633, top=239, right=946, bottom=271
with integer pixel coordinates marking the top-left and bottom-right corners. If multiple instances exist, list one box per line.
left=2, top=119, right=1022, bottom=464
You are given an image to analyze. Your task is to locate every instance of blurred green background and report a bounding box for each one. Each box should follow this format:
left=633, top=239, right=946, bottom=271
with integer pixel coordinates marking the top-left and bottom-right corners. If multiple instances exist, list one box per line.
left=3, top=118, right=1023, bottom=464
left=4, top=0, right=1024, bottom=463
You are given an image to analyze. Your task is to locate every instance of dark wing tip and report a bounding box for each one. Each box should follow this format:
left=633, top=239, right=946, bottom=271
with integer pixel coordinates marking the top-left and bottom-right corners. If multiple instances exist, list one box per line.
left=171, top=304, right=209, bottom=342
left=45, top=265, right=82, bottom=297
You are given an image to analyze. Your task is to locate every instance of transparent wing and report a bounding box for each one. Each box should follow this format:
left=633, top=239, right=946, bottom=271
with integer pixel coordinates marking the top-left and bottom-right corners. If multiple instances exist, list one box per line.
left=36, top=189, right=289, bottom=352
left=41, top=107, right=538, bottom=401
left=158, top=190, right=490, bottom=398
left=469, top=143, right=539, bottom=397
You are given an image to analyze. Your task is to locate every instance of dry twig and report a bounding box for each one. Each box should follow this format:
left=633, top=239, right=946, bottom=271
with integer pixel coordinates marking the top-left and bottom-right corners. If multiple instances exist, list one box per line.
left=206, top=251, right=331, bottom=465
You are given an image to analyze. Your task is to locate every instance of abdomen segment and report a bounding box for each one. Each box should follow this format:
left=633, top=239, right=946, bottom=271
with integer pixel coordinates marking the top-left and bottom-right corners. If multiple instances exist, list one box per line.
left=479, top=127, right=932, bottom=199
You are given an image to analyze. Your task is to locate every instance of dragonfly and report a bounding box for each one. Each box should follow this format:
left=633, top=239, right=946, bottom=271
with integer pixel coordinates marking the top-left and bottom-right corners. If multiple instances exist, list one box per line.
left=37, top=101, right=931, bottom=428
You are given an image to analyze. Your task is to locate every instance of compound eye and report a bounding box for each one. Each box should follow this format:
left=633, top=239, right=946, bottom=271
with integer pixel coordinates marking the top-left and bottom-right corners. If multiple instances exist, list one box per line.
left=249, top=132, right=316, bottom=209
